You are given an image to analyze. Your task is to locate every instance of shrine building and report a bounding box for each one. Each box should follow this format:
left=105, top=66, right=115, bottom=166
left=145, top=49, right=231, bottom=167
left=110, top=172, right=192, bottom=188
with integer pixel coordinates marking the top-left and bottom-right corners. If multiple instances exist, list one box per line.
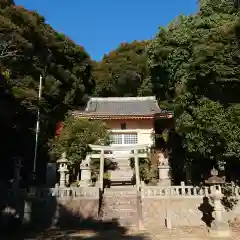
left=73, top=96, right=172, bottom=148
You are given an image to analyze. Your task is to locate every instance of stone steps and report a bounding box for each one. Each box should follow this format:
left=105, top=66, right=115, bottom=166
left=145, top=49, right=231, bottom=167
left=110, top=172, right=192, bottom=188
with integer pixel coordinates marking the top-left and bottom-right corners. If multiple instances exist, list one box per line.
left=104, top=188, right=137, bottom=195
left=110, top=167, right=133, bottom=182
left=101, top=188, right=138, bottom=228
left=110, top=157, right=133, bottom=183
left=110, top=173, right=132, bottom=181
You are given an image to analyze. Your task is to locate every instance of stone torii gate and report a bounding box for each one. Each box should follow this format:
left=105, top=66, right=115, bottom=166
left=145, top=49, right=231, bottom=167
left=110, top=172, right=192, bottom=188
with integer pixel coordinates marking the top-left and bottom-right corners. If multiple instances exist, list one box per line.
left=89, top=144, right=149, bottom=191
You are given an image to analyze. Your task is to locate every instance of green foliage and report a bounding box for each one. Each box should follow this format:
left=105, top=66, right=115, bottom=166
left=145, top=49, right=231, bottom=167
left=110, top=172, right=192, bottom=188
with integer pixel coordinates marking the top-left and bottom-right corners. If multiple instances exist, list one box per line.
left=176, top=97, right=240, bottom=160
left=199, top=0, right=238, bottom=15
left=221, top=183, right=239, bottom=211
left=148, top=0, right=240, bottom=181
left=0, top=3, right=94, bottom=181
left=49, top=116, right=110, bottom=164
left=129, top=156, right=158, bottom=184
left=90, top=158, right=118, bottom=180
left=0, top=0, right=14, bottom=9
left=3, top=0, right=240, bottom=185
left=93, top=40, right=152, bottom=97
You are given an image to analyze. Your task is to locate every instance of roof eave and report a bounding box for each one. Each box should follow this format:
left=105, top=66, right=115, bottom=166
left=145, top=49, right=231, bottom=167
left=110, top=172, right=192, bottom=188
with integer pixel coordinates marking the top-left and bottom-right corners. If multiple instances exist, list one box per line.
left=72, top=111, right=173, bottom=120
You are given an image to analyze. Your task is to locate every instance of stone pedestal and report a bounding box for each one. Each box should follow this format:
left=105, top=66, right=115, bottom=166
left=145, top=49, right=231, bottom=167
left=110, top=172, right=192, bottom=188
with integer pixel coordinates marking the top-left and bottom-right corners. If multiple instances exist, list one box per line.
left=158, top=164, right=171, bottom=186
left=80, top=167, right=91, bottom=186
left=157, top=152, right=171, bottom=186
left=209, top=189, right=231, bottom=238
left=80, top=156, right=92, bottom=186
left=210, top=221, right=231, bottom=238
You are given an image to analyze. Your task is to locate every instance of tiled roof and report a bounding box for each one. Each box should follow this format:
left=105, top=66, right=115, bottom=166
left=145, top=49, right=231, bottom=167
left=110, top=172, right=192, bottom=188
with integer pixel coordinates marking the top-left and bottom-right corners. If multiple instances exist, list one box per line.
left=82, top=96, right=163, bottom=116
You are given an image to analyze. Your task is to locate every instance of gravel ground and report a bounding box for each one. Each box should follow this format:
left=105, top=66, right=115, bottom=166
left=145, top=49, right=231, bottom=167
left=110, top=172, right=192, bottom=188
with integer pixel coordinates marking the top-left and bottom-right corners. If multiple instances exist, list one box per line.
left=2, top=224, right=240, bottom=239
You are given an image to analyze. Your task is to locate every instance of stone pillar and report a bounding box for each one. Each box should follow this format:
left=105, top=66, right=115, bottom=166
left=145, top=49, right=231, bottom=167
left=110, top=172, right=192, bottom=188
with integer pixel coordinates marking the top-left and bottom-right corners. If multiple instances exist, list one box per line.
left=99, top=149, right=104, bottom=191
left=80, top=156, right=91, bottom=187
left=209, top=189, right=231, bottom=238
left=158, top=163, right=171, bottom=186
left=134, top=149, right=141, bottom=191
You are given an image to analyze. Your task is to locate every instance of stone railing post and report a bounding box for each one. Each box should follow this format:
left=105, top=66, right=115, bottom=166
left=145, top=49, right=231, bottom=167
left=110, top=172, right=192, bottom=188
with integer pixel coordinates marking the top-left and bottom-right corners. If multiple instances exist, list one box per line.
left=180, top=181, right=185, bottom=195
left=209, top=189, right=231, bottom=238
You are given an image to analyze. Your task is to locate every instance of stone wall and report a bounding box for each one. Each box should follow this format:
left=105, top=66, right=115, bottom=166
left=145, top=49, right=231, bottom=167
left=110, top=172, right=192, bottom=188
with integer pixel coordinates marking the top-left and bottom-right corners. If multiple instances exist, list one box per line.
left=1, top=187, right=100, bottom=231
left=3, top=185, right=240, bottom=231
left=142, top=195, right=240, bottom=230
left=142, top=198, right=209, bottom=229
left=53, top=198, right=99, bottom=229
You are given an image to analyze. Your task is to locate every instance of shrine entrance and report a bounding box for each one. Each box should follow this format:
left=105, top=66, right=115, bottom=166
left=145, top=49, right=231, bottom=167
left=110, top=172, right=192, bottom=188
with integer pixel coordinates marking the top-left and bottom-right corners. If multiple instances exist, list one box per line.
left=88, top=144, right=149, bottom=190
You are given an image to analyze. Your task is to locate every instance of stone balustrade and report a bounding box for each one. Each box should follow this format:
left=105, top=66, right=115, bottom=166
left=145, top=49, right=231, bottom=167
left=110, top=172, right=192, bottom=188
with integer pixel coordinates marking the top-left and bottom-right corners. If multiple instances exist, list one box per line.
left=141, top=185, right=240, bottom=198
left=7, top=187, right=99, bottom=199
left=7, top=185, right=240, bottom=199
left=142, top=186, right=209, bottom=198
left=52, top=187, right=99, bottom=198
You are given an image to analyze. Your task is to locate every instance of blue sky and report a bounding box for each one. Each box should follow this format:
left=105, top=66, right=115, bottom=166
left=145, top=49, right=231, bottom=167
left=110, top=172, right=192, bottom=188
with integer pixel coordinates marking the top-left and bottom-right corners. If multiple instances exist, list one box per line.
left=15, top=0, right=198, bottom=60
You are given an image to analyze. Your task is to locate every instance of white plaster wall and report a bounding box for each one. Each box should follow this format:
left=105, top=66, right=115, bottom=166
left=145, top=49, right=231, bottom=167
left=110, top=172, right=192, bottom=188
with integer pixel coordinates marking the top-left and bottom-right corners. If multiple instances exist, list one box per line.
left=106, top=119, right=155, bottom=146
left=138, top=128, right=154, bottom=146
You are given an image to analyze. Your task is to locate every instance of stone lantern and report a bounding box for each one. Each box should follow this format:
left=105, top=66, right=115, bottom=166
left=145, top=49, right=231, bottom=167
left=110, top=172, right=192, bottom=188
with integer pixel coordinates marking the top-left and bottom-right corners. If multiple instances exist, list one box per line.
left=205, top=167, right=225, bottom=193
left=205, top=167, right=231, bottom=238
left=209, top=189, right=231, bottom=238
left=57, top=152, right=69, bottom=187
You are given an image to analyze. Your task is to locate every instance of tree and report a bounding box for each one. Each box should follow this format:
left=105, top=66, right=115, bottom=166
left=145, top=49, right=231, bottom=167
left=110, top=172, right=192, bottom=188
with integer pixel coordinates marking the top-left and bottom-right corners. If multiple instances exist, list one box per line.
left=49, top=116, right=117, bottom=182
left=49, top=116, right=110, bottom=164
left=148, top=0, right=240, bottom=182
left=0, top=3, right=94, bottom=182
left=93, top=40, right=152, bottom=97
left=0, top=0, right=15, bottom=9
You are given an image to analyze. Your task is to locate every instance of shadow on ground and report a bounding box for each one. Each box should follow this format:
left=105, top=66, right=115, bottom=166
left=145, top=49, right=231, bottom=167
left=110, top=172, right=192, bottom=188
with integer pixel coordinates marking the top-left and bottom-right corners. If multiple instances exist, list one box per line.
left=0, top=186, right=149, bottom=240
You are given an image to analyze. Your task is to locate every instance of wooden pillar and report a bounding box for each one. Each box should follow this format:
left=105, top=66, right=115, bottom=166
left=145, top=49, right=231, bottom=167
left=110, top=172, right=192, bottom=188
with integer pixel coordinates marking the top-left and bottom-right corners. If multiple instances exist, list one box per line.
left=134, top=149, right=140, bottom=191
left=99, top=149, right=104, bottom=191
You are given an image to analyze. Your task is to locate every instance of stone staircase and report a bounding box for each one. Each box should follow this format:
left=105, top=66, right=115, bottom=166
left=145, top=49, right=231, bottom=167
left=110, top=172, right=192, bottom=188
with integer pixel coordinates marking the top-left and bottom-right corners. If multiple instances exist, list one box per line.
left=110, top=156, right=133, bottom=184
left=101, top=187, right=139, bottom=229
